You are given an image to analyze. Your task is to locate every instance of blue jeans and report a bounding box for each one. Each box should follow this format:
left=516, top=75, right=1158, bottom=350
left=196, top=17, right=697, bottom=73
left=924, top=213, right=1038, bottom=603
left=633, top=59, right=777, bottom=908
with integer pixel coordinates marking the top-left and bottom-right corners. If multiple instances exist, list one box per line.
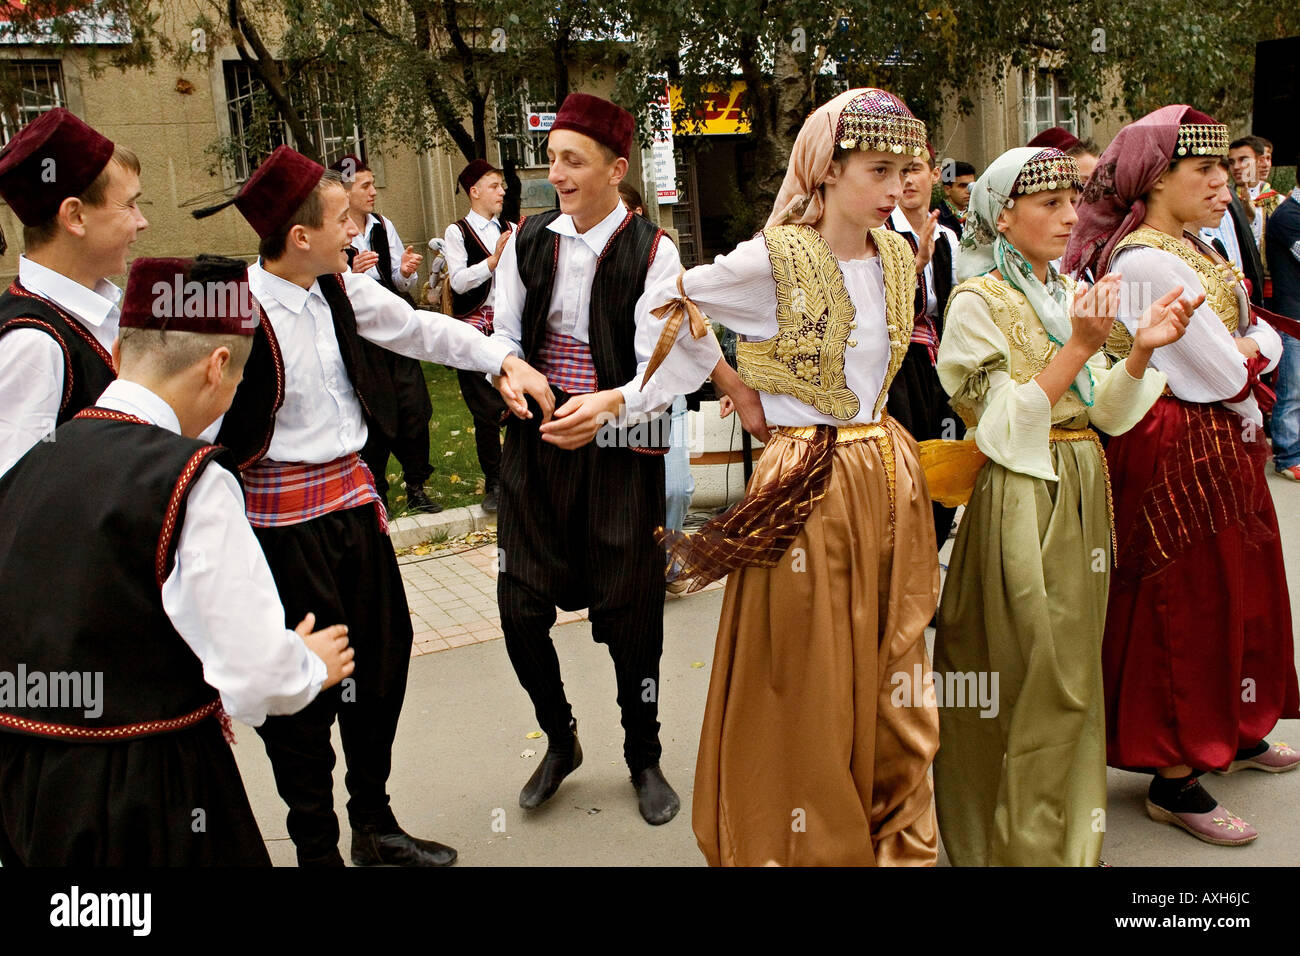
left=1274, top=331, right=1300, bottom=469
left=664, top=396, right=695, bottom=580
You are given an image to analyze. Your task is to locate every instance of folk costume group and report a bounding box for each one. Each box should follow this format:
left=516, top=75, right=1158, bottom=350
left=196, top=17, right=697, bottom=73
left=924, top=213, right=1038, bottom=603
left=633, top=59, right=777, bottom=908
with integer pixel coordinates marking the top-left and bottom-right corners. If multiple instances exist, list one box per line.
left=0, top=82, right=1295, bottom=868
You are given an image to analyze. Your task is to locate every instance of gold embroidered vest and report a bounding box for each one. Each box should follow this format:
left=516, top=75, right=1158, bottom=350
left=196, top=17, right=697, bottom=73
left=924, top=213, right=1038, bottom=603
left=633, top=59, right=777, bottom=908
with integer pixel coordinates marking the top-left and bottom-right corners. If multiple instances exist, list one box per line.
left=948, top=273, right=1090, bottom=429
left=1105, top=225, right=1244, bottom=359
left=737, top=224, right=914, bottom=421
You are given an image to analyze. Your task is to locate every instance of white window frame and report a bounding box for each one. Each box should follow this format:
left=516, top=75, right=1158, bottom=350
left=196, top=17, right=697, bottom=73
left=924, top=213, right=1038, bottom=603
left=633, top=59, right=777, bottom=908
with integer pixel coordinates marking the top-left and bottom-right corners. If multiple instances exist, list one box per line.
left=0, top=59, right=65, bottom=146
left=1021, top=69, right=1084, bottom=144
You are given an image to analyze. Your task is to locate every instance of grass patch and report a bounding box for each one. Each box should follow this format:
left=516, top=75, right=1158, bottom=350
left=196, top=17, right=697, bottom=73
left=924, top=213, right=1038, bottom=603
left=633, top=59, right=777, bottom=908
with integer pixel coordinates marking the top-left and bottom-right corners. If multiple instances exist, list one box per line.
left=382, top=362, right=494, bottom=515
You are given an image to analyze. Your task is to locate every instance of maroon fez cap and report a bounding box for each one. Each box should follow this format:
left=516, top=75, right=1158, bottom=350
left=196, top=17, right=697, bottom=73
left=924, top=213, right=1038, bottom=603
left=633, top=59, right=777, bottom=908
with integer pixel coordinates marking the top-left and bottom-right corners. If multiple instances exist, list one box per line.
left=1027, top=126, right=1082, bottom=152
left=550, top=93, right=634, bottom=160
left=192, top=146, right=325, bottom=238
left=120, top=256, right=258, bottom=335
left=328, top=153, right=368, bottom=184
left=0, top=108, right=116, bottom=226
left=457, top=158, right=497, bottom=193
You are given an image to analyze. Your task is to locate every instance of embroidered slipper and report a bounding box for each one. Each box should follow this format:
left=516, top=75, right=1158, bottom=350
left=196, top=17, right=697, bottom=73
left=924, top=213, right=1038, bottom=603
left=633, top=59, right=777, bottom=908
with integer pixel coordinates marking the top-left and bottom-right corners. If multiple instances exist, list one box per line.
left=1144, top=800, right=1258, bottom=846
left=1217, top=741, right=1300, bottom=774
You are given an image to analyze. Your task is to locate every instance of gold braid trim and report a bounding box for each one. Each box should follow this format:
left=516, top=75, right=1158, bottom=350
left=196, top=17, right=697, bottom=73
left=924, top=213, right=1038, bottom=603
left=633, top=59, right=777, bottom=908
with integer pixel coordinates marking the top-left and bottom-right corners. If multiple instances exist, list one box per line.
left=873, top=227, right=917, bottom=419
left=738, top=224, right=860, bottom=419
left=1107, top=226, right=1241, bottom=359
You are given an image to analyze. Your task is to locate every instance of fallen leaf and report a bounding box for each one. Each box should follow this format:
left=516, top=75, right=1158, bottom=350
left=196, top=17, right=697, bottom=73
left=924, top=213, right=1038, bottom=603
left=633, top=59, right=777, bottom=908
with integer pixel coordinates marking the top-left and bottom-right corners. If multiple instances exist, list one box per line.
left=585, top=807, right=601, bottom=815
left=443, top=451, right=454, bottom=457
left=448, top=474, right=462, bottom=483
left=520, top=749, right=537, bottom=758
left=525, top=730, right=543, bottom=739
left=691, top=661, right=705, bottom=668
left=450, top=430, right=461, bottom=437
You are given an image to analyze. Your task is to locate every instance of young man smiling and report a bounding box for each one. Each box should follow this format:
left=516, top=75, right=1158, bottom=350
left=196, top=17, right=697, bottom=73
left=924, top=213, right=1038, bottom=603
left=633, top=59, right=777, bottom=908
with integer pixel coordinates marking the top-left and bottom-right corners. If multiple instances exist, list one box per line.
left=486, top=93, right=690, bottom=825
left=0, top=108, right=148, bottom=476
left=193, top=146, right=548, bottom=866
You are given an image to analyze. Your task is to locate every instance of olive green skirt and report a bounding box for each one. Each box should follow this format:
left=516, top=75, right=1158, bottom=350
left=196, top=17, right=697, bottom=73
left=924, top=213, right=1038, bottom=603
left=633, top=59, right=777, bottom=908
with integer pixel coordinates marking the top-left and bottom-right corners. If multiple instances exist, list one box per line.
left=933, top=433, right=1111, bottom=867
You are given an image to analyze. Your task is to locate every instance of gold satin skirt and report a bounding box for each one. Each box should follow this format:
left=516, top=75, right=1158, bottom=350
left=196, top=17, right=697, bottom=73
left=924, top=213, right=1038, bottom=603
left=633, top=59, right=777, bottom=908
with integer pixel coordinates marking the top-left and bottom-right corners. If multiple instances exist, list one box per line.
left=692, top=418, right=941, bottom=866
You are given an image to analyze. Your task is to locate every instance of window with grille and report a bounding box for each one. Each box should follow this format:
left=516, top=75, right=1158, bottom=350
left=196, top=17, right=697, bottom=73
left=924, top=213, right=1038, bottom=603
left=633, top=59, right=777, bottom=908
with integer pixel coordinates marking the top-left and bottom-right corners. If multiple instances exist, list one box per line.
left=495, top=79, right=556, bottom=170
left=223, top=61, right=364, bottom=180
left=0, top=60, right=65, bottom=146
left=1021, top=70, right=1082, bottom=143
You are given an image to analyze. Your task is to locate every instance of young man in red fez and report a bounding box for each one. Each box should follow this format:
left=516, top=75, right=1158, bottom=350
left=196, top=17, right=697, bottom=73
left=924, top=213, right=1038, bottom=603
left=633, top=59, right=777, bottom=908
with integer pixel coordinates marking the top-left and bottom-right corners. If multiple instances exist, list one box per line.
left=0, top=255, right=355, bottom=866
left=0, top=107, right=148, bottom=476
left=487, top=92, right=748, bottom=825
left=329, top=154, right=436, bottom=515
left=444, top=158, right=513, bottom=513
left=193, top=145, right=550, bottom=866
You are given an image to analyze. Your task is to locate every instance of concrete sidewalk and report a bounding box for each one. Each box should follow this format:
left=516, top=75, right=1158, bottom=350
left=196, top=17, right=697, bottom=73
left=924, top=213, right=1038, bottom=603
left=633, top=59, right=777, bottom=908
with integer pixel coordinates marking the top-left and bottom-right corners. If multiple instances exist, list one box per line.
left=233, top=474, right=1300, bottom=866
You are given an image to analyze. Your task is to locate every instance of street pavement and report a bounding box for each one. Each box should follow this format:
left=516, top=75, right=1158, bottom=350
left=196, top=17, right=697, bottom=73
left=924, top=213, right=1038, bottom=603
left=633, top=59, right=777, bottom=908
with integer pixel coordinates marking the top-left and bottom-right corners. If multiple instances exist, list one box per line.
left=232, top=472, right=1300, bottom=866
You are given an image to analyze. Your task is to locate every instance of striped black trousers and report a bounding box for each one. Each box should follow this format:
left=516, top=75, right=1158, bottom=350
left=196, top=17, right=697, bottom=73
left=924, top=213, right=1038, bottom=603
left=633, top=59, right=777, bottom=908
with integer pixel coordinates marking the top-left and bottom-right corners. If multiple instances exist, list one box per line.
left=496, top=398, right=667, bottom=773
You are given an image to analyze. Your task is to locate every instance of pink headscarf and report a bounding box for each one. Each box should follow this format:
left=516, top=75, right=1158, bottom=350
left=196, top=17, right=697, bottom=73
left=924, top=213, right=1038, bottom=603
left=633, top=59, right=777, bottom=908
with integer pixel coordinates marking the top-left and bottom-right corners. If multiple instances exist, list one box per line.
left=767, top=88, right=925, bottom=229
left=1063, top=104, right=1215, bottom=278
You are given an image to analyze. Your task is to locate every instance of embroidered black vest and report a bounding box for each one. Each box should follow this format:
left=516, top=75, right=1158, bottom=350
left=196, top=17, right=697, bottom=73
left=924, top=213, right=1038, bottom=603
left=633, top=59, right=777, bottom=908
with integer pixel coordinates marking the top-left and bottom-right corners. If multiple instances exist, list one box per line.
left=0, top=283, right=116, bottom=427
left=0, top=412, right=230, bottom=734
left=514, top=210, right=670, bottom=453
left=369, top=215, right=415, bottom=307
left=219, top=274, right=399, bottom=469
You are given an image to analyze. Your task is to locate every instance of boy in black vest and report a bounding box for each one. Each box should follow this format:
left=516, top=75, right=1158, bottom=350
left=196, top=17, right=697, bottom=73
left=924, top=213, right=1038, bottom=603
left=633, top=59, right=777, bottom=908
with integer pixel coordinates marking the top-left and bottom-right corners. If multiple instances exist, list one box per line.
left=0, top=255, right=354, bottom=866
left=331, top=154, right=437, bottom=514
left=193, top=146, right=549, bottom=866
left=445, top=158, right=513, bottom=512
left=488, top=93, right=689, bottom=825
left=0, top=107, right=148, bottom=476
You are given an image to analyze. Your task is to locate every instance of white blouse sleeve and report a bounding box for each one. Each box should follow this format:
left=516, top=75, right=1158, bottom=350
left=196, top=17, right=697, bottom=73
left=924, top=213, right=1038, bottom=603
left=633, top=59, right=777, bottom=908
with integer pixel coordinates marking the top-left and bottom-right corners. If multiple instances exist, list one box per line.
left=1112, top=246, right=1248, bottom=402
left=1083, top=350, right=1166, bottom=437
left=937, top=288, right=1056, bottom=480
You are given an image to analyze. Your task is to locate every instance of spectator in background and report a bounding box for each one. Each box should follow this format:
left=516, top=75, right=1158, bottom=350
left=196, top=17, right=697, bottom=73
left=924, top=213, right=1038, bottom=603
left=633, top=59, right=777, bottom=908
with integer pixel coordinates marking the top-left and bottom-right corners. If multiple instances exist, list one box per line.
left=937, top=160, right=975, bottom=233
left=443, top=159, right=513, bottom=514
left=618, top=179, right=695, bottom=593
left=1266, top=153, right=1300, bottom=480
left=331, top=154, right=437, bottom=515
left=1230, top=137, right=1281, bottom=300
left=1027, top=126, right=1101, bottom=184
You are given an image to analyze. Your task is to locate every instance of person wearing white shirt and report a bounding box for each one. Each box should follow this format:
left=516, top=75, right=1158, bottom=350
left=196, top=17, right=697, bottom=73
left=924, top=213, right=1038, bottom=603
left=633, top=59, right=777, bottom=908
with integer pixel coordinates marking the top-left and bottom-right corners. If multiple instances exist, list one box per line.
left=192, top=146, right=548, bottom=868
left=444, top=159, right=514, bottom=512
left=886, top=153, right=962, bottom=545
left=487, top=94, right=741, bottom=828
left=330, top=154, right=436, bottom=513
left=0, top=255, right=354, bottom=865
left=0, top=108, right=148, bottom=477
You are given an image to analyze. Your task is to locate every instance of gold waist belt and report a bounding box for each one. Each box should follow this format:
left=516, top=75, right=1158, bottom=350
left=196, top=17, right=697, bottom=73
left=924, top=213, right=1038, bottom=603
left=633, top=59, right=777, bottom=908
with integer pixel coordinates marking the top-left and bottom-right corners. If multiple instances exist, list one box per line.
left=774, top=422, right=889, bottom=444
left=1049, top=426, right=1100, bottom=444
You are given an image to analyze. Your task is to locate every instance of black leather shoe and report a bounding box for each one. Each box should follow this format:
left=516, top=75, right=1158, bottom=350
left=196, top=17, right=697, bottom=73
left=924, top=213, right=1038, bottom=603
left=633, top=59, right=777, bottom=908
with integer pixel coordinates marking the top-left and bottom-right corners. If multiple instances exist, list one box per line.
left=519, top=726, right=582, bottom=809
left=632, top=765, right=680, bottom=825
left=349, top=826, right=457, bottom=867
left=481, top=487, right=499, bottom=514
left=406, top=486, right=442, bottom=515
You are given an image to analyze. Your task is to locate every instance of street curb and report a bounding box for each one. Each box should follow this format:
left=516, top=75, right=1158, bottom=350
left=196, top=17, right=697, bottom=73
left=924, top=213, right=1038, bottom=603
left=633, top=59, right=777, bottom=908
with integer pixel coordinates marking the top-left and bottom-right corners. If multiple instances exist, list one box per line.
left=389, top=504, right=496, bottom=551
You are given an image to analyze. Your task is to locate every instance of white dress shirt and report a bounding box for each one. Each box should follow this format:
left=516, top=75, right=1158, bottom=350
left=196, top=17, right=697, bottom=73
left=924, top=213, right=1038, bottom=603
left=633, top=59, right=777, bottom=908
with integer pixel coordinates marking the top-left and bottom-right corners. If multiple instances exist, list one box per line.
left=0, top=257, right=120, bottom=477
left=242, top=263, right=512, bottom=464
left=1113, top=245, right=1281, bottom=427
left=889, top=206, right=958, bottom=319
left=96, top=379, right=326, bottom=727
left=444, top=209, right=505, bottom=308
left=1199, top=208, right=1245, bottom=272
left=490, top=201, right=683, bottom=420
left=638, top=232, right=895, bottom=427
left=350, top=213, right=418, bottom=293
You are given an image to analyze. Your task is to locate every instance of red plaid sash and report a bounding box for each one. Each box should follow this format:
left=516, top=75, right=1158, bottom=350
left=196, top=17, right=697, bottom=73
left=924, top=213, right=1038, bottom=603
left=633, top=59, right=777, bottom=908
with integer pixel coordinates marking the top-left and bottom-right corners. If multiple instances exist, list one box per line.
left=910, top=312, right=939, bottom=364
left=535, top=330, right=598, bottom=394
left=242, top=453, right=388, bottom=534
left=462, top=305, right=494, bottom=336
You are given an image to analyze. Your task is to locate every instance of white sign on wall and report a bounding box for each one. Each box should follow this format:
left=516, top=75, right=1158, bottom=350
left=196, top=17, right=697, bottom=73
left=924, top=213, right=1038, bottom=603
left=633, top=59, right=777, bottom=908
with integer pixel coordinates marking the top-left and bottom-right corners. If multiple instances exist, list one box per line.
left=649, top=94, right=677, bottom=205
left=526, top=112, right=556, bottom=132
